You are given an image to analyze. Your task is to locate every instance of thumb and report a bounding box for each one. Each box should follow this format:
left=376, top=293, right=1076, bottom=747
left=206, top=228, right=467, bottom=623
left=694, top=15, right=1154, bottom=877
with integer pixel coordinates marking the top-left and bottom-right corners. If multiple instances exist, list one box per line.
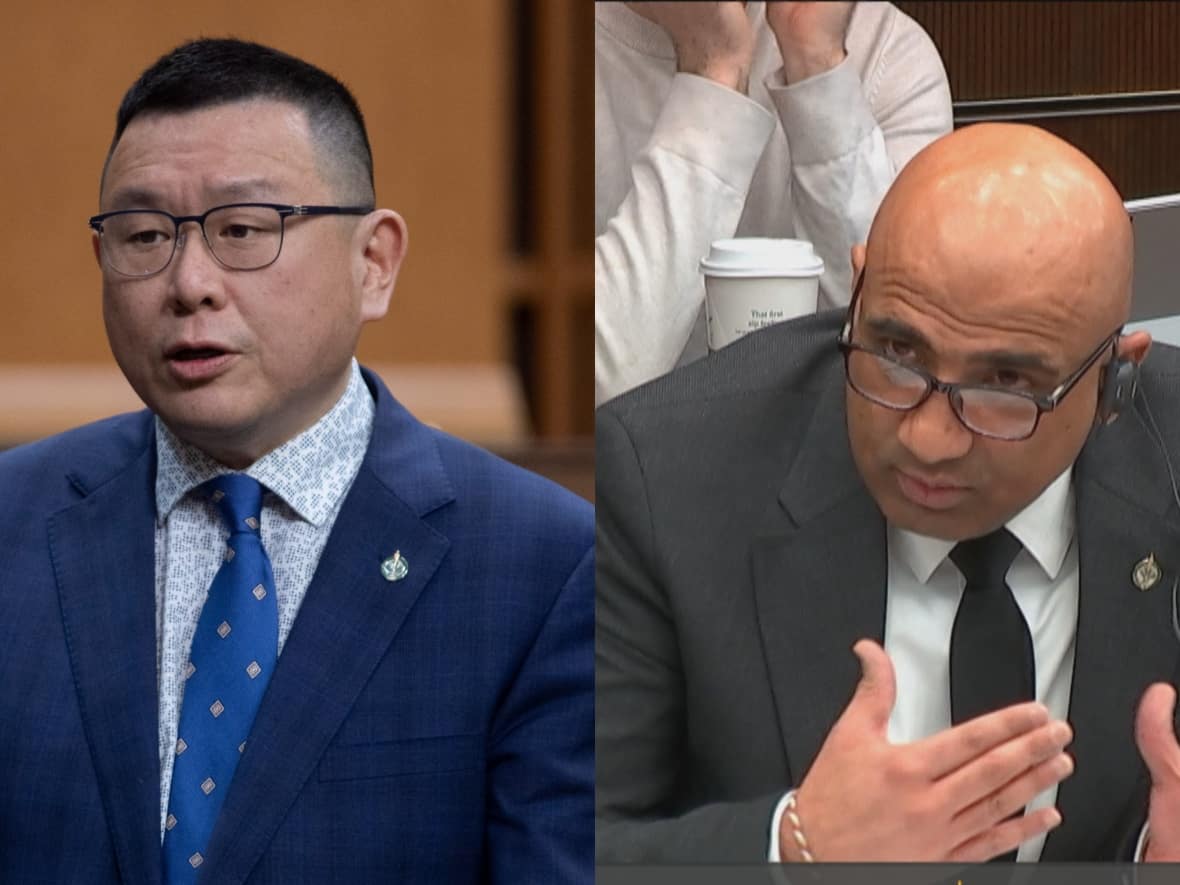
left=846, top=639, right=897, bottom=734
left=1137, top=682, right=1180, bottom=786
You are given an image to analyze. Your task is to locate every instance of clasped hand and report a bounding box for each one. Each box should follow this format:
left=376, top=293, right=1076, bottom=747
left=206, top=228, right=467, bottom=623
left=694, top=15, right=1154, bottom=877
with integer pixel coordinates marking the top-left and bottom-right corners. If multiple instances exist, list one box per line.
left=625, top=2, right=853, bottom=92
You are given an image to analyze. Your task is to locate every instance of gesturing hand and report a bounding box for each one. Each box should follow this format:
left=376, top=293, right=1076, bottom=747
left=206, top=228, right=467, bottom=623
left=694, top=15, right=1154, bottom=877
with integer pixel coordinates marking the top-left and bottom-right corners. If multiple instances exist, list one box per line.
left=1136, top=683, right=1180, bottom=861
left=765, top=2, right=854, bottom=83
left=785, top=640, right=1074, bottom=861
left=625, top=2, right=755, bottom=92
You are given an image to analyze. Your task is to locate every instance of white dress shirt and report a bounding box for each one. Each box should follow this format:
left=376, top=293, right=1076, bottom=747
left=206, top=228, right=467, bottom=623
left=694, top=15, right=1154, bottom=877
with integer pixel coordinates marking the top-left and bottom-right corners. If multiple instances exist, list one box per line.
left=154, top=360, right=374, bottom=837
left=770, top=468, right=1080, bottom=861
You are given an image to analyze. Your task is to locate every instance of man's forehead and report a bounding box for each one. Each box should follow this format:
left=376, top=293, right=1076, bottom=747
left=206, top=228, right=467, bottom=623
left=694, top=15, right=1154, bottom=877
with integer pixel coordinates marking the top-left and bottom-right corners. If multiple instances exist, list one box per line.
left=101, top=99, right=318, bottom=205
left=858, top=278, right=1102, bottom=376
left=103, top=178, right=290, bottom=211
left=862, top=306, right=1061, bottom=369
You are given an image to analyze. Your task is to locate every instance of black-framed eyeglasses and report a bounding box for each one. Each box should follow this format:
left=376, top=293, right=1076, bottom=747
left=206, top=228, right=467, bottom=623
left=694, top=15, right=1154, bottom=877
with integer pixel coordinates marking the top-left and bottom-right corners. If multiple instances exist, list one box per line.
left=88, top=202, right=373, bottom=277
left=837, top=271, right=1122, bottom=441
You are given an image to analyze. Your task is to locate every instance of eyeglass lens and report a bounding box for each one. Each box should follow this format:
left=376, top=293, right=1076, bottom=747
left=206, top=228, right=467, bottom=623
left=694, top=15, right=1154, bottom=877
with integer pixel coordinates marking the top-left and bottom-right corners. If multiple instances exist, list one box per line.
left=99, top=206, right=284, bottom=275
left=848, top=349, right=1040, bottom=438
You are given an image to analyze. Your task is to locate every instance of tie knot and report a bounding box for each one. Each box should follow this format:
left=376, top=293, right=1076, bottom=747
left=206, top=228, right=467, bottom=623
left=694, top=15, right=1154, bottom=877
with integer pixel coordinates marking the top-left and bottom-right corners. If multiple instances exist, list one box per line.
left=949, top=528, right=1022, bottom=590
left=204, top=474, right=263, bottom=534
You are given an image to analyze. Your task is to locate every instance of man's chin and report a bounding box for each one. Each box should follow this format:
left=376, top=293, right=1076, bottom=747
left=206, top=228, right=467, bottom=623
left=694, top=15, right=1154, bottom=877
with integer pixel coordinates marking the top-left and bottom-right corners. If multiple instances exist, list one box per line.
left=152, top=401, right=261, bottom=461
left=876, top=491, right=989, bottom=542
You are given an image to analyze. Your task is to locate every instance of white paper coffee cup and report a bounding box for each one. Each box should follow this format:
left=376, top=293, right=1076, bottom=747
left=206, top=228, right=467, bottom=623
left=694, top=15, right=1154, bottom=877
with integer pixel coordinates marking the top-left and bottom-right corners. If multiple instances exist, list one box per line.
left=700, top=238, right=824, bottom=351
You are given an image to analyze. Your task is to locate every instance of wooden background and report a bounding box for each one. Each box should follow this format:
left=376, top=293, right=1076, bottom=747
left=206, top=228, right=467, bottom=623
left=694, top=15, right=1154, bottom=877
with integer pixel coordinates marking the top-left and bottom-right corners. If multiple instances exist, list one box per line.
left=0, top=0, right=594, bottom=454
left=2, top=3, right=509, bottom=366
left=897, top=1, right=1180, bottom=199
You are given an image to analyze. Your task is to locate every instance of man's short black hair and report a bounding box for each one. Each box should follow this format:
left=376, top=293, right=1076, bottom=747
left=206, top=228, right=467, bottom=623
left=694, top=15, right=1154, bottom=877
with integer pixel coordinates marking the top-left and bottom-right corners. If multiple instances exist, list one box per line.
left=105, top=37, right=375, bottom=203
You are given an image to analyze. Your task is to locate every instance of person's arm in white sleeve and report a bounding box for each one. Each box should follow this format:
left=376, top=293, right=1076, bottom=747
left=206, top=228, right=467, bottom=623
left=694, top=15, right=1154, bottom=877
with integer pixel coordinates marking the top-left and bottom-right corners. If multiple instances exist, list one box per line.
left=594, top=2, right=779, bottom=405
left=766, top=3, right=953, bottom=309
left=595, top=73, right=774, bottom=405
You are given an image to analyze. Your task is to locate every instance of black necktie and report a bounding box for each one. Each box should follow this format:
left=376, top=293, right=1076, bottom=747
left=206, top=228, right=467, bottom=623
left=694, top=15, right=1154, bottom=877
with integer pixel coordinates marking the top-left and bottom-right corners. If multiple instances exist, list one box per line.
left=949, top=528, right=1034, bottom=863
left=949, top=528, right=1034, bottom=721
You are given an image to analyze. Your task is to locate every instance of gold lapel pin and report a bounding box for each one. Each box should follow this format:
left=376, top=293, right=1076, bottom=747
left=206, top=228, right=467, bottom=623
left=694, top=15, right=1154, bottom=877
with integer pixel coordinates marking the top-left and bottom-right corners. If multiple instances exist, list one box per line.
left=381, top=550, right=409, bottom=583
left=1132, top=554, right=1161, bottom=591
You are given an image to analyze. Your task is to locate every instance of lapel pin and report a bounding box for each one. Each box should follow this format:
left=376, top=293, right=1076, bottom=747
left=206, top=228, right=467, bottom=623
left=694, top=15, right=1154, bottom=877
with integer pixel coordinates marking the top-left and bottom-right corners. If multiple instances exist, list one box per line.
left=1133, top=554, right=1161, bottom=591
left=381, top=550, right=409, bottom=583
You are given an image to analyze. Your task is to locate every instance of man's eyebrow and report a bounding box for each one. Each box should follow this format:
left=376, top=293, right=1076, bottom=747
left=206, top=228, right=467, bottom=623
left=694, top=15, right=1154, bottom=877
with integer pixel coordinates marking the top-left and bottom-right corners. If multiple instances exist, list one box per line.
left=964, top=349, right=1057, bottom=375
left=863, top=314, right=929, bottom=347
left=863, top=314, right=1058, bottom=375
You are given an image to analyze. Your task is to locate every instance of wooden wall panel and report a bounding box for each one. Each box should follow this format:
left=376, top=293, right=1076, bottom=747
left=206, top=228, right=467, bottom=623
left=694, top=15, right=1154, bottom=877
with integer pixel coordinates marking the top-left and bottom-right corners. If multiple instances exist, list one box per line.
left=0, top=2, right=509, bottom=367
left=897, top=2, right=1180, bottom=200
left=899, top=2, right=1180, bottom=100
left=1030, top=111, right=1180, bottom=200
left=508, top=0, right=594, bottom=438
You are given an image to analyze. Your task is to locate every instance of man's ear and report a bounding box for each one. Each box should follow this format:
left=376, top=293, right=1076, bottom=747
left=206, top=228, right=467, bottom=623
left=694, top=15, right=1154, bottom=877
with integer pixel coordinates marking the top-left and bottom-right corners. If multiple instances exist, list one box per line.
left=1119, top=329, right=1152, bottom=366
left=354, top=209, right=408, bottom=323
left=850, top=243, right=867, bottom=280
left=92, top=231, right=103, bottom=268
left=1096, top=330, right=1153, bottom=427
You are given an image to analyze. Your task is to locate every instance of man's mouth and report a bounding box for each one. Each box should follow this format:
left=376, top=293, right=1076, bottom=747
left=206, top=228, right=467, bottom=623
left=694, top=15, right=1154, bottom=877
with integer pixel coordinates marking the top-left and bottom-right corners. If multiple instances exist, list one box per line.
left=895, top=469, right=971, bottom=511
left=168, top=346, right=227, bottom=361
left=164, top=344, right=236, bottom=382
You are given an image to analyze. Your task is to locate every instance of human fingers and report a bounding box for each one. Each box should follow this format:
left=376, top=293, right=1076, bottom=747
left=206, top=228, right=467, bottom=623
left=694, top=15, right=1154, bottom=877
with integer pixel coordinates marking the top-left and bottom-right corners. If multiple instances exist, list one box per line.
left=841, top=639, right=897, bottom=736
left=1136, top=682, right=1180, bottom=786
left=935, top=720, right=1072, bottom=814
left=916, top=702, right=1050, bottom=779
left=626, top=2, right=750, bottom=48
left=949, top=805, right=1062, bottom=863
left=949, top=751, right=1073, bottom=841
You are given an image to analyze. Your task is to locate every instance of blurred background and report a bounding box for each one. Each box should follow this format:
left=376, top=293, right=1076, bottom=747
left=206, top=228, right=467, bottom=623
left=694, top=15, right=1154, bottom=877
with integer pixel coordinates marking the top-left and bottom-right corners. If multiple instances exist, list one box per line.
left=899, top=2, right=1180, bottom=338
left=0, top=0, right=594, bottom=498
left=899, top=1, right=1180, bottom=198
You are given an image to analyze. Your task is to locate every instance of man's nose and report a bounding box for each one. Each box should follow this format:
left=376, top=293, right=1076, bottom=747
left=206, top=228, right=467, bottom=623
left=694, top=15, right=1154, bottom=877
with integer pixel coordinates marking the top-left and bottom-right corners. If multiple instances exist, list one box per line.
left=168, top=221, right=228, bottom=312
left=896, top=389, right=974, bottom=464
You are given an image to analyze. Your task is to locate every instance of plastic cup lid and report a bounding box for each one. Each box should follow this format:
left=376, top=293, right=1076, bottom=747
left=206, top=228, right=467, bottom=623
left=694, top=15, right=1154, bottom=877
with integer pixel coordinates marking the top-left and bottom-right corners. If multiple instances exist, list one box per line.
left=699, top=237, right=825, bottom=278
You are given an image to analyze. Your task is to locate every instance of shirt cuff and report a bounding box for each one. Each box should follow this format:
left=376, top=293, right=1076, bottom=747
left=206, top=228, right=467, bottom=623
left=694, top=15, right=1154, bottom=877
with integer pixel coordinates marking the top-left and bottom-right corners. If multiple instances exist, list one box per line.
left=650, top=72, right=776, bottom=192
left=764, top=56, right=877, bottom=166
left=768, top=790, right=794, bottom=862
left=1135, top=821, right=1150, bottom=862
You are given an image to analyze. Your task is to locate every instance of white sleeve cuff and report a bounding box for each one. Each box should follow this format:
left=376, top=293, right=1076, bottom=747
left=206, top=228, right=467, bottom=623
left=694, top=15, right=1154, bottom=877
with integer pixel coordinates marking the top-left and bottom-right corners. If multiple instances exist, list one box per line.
left=764, top=57, right=877, bottom=166
left=1135, top=821, right=1150, bottom=862
left=768, top=790, right=794, bottom=862
left=652, top=73, right=776, bottom=189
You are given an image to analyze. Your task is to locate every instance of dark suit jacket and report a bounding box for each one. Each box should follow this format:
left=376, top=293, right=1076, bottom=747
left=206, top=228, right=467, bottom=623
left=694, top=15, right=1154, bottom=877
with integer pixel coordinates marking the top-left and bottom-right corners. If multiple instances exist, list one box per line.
left=0, top=368, right=594, bottom=884
left=596, top=310, right=1180, bottom=862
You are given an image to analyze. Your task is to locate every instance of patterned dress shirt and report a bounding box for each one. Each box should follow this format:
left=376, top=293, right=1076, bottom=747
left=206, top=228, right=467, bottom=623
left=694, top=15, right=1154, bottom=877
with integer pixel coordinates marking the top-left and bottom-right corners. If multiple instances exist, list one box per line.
left=153, top=360, right=374, bottom=836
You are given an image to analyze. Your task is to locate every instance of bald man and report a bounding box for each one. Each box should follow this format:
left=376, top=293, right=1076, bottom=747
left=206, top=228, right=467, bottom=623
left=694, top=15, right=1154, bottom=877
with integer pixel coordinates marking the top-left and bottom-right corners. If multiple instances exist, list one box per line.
left=596, top=122, right=1180, bottom=863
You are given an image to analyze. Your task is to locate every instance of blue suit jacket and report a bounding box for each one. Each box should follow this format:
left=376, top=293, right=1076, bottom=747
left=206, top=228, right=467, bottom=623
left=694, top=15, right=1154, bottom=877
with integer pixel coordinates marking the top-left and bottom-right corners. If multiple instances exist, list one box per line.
left=0, top=368, right=594, bottom=884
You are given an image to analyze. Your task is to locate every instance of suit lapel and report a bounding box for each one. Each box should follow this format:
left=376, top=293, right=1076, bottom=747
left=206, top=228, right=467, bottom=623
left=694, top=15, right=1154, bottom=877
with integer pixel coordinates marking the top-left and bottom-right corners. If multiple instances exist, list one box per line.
left=51, top=431, right=162, bottom=885
left=200, top=371, right=455, bottom=884
left=1042, top=411, right=1180, bottom=860
left=751, top=379, right=888, bottom=783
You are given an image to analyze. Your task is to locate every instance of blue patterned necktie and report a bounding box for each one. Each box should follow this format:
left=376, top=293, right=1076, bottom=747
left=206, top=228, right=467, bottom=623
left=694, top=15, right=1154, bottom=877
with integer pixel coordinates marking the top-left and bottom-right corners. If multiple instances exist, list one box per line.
left=162, top=474, right=278, bottom=882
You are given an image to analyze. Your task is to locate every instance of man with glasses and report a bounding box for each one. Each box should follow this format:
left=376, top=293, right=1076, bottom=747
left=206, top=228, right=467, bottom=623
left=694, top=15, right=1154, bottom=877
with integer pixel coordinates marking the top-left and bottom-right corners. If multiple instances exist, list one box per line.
left=597, top=122, right=1180, bottom=863
left=0, top=39, right=593, bottom=884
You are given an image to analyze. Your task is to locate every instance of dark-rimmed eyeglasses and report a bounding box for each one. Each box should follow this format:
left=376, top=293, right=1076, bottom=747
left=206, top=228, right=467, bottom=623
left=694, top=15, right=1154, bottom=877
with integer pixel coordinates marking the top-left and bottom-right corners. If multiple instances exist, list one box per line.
left=837, top=272, right=1122, bottom=441
left=88, top=202, right=373, bottom=277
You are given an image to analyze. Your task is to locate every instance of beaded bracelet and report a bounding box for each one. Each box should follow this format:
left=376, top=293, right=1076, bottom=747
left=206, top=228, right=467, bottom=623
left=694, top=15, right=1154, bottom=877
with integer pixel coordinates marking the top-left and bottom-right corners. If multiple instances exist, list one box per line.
left=783, top=789, right=816, bottom=863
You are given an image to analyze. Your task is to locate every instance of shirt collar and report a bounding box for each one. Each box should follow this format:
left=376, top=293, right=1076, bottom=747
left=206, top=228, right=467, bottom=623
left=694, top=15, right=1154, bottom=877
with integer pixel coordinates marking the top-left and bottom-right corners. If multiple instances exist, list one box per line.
left=154, top=359, right=374, bottom=526
left=891, top=467, right=1076, bottom=584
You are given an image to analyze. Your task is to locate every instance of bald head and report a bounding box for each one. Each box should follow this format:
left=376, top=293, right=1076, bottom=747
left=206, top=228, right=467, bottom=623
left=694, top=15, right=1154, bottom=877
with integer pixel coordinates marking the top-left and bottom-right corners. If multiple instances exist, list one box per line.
left=845, top=122, right=1152, bottom=543
left=868, top=123, right=1132, bottom=327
